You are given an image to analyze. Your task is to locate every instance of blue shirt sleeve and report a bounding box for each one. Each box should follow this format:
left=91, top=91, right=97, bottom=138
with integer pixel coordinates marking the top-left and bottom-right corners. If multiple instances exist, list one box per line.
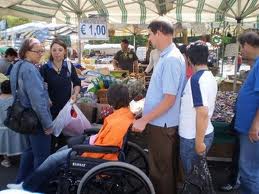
left=162, top=57, right=181, bottom=96
left=254, top=62, right=259, bottom=92
left=191, top=71, right=205, bottom=107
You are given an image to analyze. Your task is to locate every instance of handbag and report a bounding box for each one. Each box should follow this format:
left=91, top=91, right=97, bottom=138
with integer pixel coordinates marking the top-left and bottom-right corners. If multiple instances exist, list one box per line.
left=181, top=156, right=216, bottom=194
left=4, top=61, right=40, bottom=134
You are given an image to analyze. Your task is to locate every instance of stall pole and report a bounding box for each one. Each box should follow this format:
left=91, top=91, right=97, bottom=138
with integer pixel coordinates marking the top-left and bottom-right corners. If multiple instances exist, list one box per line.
left=77, top=14, right=82, bottom=64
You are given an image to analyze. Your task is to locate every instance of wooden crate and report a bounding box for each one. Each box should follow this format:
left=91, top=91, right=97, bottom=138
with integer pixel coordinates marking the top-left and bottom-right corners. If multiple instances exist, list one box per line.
left=97, top=89, right=108, bottom=104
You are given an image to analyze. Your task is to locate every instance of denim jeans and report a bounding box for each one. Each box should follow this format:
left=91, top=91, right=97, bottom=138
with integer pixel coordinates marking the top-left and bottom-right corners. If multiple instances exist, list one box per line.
left=239, top=134, right=259, bottom=194
left=23, top=148, right=71, bottom=192
left=16, top=132, right=51, bottom=184
left=180, top=132, right=214, bottom=176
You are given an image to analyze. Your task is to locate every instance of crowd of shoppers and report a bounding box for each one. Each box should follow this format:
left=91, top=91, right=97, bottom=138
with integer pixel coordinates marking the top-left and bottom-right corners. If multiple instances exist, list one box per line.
left=0, top=19, right=258, bottom=194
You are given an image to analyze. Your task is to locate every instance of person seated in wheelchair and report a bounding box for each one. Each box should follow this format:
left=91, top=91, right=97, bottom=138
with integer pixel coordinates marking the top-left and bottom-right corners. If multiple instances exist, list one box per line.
left=7, top=84, right=135, bottom=192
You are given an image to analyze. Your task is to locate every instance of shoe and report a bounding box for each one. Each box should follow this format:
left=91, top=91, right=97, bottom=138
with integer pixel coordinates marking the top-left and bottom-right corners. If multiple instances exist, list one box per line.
left=220, top=184, right=234, bottom=191
left=219, top=183, right=240, bottom=192
left=1, top=159, right=11, bottom=168
left=7, top=182, right=24, bottom=190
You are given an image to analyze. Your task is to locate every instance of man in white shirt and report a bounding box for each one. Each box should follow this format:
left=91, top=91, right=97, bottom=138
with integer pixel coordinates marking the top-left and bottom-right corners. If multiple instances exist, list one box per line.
left=144, top=48, right=160, bottom=74
left=179, top=40, right=218, bottom=175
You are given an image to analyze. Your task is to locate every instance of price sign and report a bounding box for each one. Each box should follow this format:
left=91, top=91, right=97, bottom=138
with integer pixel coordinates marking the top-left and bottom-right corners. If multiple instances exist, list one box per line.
left=191, top=23, right=207, bottom=35
left=224, top=43, right=238, bottom=57
left=80, top=17, right=108, bottom=40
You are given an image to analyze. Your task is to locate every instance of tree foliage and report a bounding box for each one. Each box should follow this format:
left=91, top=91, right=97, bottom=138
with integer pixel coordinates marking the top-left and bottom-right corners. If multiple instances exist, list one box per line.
left=0, top=16, right=30, bottom=28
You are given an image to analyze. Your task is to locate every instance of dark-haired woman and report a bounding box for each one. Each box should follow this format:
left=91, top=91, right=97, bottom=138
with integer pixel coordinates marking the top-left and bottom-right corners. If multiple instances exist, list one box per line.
left=40, top=39, right=81, bottom=152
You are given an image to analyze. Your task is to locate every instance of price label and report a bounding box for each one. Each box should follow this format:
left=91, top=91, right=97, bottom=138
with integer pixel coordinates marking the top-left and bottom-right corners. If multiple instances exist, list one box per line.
left=224, top=43, right=238, bottom=57
left=191, top=23, right=207, bottom=35
left=80, top=17, right=108, bottom=40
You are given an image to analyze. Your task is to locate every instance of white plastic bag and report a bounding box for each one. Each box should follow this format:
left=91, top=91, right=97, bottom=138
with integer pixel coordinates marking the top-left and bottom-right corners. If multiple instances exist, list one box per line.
left=63, top=103, right=91, bottom=136
left=129, top=98, right=145, bottom=115
left=52, top=101, right=91, bottom=137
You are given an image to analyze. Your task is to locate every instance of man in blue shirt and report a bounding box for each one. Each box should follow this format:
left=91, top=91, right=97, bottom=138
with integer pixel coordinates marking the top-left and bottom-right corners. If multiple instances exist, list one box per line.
left=132, top=19, right=186, bottom=194
left=235, top=31, right=259, bottom=194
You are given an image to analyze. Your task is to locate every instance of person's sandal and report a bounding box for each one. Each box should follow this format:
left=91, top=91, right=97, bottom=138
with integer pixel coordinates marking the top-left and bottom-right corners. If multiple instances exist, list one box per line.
left=1, top=159, right=11, bottom=168
left=220, top=184, right=234, bottom=191
left=219, top=183, right=240, bottom=192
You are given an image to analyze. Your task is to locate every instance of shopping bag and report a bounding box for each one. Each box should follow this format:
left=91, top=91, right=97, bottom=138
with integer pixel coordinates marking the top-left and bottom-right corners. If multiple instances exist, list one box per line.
left=62, top=103, right=91, bottom=136
left=52, top=101, right=73, bottom=137
left=181, top=156, right=216, bottom=194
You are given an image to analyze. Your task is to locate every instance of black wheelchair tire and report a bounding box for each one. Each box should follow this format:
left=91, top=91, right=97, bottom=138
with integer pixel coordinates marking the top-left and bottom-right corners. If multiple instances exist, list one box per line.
left=77, top=161, right=155, bottom=194
left=125, top=141, right=149, bottom=176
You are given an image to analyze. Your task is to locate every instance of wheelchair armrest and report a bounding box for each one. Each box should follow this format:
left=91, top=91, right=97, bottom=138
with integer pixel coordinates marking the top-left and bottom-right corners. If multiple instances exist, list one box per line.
left=72, top=144, right=120, bottom=154
left=83, top=128, right=100, bottom=136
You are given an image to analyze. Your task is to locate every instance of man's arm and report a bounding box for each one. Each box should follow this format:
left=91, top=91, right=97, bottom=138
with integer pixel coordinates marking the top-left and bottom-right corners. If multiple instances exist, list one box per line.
left=132, top=94, right=176, bottom=132
left=249, top=109, right=259, bottom=142
left=145, top=51, right=154, bottom=73
left=112, top=59, right=119, bottom=70
left=133, top=60, right=139, bottom=73
left=195, top=106, right=209, bottom=155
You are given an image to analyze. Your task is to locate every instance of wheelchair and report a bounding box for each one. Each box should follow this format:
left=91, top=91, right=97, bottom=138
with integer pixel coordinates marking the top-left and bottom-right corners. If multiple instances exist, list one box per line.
left=50, top=128, right=154, bottom=194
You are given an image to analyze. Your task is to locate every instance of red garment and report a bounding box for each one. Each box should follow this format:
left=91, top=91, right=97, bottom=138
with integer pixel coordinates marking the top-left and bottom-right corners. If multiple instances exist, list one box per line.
left=81, top=107, right=134, bottom=160
left=186, top=65, right=193, bottom=79
left=238, top=55, right=242, bottom=65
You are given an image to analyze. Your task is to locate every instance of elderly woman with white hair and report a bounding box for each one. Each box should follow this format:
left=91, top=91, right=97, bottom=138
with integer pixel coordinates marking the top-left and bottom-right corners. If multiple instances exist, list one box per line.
left=8, top=38, right=53, bottom=185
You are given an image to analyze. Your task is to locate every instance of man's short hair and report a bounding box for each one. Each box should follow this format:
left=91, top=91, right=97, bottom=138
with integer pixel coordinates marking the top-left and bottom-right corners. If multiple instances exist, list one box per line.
left=1, top=80, right=11, bottom=94
left=178, top=44, right=187, bottom=55
left=5, top=48, right=17, bottom=58
left=107, top=84, right=129, bottom=110
left=121, top=39, right=129, bottom=44
left=238, top=31, right=259, bottom=48
left=186, top=41, right=209, bottom=65
left=148, top=19, right=174, bottom=35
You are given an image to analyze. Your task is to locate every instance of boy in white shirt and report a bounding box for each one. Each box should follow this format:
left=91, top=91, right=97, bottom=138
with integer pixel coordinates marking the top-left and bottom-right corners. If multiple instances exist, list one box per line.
left=179, top=40, right=218, bottom=175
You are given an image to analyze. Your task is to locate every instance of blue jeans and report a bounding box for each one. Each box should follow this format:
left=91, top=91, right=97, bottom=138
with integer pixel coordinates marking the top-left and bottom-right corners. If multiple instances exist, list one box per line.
left=239, top=134, right=259, bottom=194
left=23, top=148, right=71, bottom=192
left=16, top=132, right=51, bottom=183
left=180, top=132, right=214, bottom=175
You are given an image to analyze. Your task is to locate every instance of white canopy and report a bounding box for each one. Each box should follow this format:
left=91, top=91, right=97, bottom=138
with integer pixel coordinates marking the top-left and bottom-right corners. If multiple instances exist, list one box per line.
left=0, top=1, right=259, bottom=25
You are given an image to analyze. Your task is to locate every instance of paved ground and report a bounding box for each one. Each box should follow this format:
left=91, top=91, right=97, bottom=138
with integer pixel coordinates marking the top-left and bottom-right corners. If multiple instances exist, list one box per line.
left=0, top=132, right=240, bottom=193
left=0, top=156, right=240, bottom=193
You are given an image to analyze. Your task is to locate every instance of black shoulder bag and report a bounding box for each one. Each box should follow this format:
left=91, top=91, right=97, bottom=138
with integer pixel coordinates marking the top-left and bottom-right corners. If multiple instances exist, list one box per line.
left=4, top=62, right=40, bottom=134
left=181, top=155, right=216, bottom=194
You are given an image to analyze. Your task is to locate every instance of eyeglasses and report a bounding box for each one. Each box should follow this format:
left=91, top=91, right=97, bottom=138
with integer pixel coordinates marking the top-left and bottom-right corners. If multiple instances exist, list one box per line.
left=29, top=50, right=45, bottom=54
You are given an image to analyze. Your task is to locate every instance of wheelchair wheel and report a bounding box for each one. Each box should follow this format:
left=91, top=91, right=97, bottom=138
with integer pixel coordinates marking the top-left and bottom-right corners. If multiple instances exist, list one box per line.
left=124, top=141, right=149, bottom=175
left=77, top=161, right=155, bottom=194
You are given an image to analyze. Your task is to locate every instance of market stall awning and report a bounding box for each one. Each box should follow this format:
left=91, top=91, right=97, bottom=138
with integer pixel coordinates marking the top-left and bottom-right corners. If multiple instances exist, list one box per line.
left=0, top=0, right=164, bottom=25
left=1, top=1, right=259, bottom=25
left=164, top=0, right=259, bottom=25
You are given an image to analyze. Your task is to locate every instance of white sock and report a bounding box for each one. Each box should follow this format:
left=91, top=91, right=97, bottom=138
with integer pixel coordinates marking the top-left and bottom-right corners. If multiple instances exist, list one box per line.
left=6, top=182, right=24, bottom=190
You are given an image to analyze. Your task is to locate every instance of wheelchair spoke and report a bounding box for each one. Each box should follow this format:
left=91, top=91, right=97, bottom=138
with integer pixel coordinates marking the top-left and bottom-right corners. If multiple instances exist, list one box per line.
left=79, top=164, right=153, bottom=194
left=124, top=142, right=149, bottom=175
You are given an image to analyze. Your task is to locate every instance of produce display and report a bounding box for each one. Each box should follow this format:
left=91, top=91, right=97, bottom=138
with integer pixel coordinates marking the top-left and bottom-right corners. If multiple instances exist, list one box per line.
left=211, top=91, right=238, bottom=123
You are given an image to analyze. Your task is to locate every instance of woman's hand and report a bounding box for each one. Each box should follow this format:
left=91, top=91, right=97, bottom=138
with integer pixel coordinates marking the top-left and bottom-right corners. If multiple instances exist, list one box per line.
left=70, top=93, right=79, bottom=103
left=44, top=128, right=53, bottom=135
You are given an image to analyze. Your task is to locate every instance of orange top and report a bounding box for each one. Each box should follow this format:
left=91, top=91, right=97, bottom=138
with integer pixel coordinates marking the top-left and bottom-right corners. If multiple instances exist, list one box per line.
left=81, top=107, right=134, bottom=160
